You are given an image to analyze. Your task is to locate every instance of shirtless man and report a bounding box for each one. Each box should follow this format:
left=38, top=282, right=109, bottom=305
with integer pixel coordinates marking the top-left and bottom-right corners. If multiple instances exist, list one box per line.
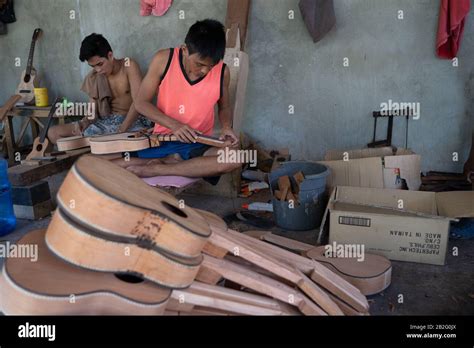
left=112, top=19, right=241, bottom=182
left=48, top=33, right=151, bottom=144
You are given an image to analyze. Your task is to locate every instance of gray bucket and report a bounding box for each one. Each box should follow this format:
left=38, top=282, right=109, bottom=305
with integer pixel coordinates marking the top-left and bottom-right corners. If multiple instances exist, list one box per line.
left=269, top=161, right=330, bottom=231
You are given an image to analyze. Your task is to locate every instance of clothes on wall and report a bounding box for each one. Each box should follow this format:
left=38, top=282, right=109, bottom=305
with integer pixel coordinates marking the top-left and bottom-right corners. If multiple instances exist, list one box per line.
left=299, top=0, right=336, bottom=43
left=0, top=0, right=15, bottom=35
left=140, top=0, right=173, bottom=17
left=436, top=0, right=471, bottom=59
left=0, top=0, right=15, bottom=23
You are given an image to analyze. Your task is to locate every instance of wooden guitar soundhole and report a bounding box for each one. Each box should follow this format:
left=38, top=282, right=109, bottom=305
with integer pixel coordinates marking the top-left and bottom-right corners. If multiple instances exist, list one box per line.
left=36, top=144, right=43, bottom=151
left=162, top=201, right=187, bottom=218
left=114, top=273, right=145, bottom=284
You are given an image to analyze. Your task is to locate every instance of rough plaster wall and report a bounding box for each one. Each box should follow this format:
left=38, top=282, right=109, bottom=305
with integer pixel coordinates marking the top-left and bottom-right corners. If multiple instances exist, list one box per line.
left=0, top=0, right=473, bottom=172
left=245, top=0, right=474, bottom=172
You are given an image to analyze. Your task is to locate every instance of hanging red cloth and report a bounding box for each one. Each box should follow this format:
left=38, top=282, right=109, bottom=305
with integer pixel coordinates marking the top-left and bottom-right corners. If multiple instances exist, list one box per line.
left=436, top=0, right=471, bottom=59
left=140, top=0, right=172, bottom=17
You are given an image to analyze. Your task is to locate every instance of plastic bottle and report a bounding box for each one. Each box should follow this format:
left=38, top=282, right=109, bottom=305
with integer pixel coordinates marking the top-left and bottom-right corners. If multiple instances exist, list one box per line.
left=241, top=202, right=274, bottom=212
left=0, top=158, right=16, bottom=236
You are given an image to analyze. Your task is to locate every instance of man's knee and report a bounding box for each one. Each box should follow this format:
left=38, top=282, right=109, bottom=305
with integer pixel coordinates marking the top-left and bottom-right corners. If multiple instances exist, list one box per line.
left=217, top=161, right=241, bottom=174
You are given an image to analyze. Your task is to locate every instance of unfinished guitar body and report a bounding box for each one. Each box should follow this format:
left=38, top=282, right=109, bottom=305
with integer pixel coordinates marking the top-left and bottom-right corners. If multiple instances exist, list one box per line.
left=57, top=135, right=90, bottom=151
left=0, top=229, right=171, bottom=315
left=305, top=246, right=392, bottom=296
left=89, top=131, right=227, bottom=155
left=25, top=136, right=50, bottom=160
left=89, top=132, right=153, bottom=154
left=16, top=68, right=38, bottom=104
left=46, top=209, right=203, bottom=289
left=56, top=156, right=211, bottom=259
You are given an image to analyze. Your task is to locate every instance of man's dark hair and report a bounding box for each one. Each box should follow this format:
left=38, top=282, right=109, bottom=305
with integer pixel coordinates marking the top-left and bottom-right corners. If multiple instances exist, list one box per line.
left=79, top=33, right=112, bottom=62
left=185, top=19, right=226, bottom=64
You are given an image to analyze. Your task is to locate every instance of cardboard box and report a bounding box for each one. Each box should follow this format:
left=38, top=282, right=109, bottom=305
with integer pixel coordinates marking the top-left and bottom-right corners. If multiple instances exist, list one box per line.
left=321, top=186, right=474, bottom=265
left=318, top=147, right=421, bottom=191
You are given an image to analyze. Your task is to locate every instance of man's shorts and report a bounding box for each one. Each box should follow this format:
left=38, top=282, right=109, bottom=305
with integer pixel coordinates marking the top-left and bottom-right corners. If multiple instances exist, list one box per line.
left=83, top=114, right=152, bottom=137
left=130, top=141, right=221, bottom=186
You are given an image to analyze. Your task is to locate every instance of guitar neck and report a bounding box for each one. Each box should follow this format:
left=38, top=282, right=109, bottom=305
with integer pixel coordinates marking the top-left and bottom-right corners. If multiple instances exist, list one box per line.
left=155, top=134, right=226, bottom=147
left=25, top=39, right=37, bottom=76
left=39, top=97, right=63, bottom=143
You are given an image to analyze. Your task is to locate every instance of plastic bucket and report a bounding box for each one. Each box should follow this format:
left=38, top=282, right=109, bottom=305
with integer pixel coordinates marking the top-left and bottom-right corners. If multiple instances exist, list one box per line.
left=269, top=161, right=329, bottom=231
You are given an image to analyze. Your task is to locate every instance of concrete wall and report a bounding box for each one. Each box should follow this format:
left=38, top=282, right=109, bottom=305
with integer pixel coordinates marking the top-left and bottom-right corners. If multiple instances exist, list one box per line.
left=1, top=0, right=473, bottom=172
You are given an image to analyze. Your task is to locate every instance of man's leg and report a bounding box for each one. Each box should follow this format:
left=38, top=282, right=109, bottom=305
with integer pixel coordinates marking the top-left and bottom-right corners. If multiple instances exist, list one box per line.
left=126, top=146, right=240, bottom=178
left=48, top=123, right=80, bottom=145
left=112, top=153, right=183, bottom=168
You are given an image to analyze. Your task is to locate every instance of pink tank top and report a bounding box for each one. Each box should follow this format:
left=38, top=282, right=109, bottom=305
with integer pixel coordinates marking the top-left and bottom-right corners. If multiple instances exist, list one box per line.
left=153, top=47, right=225, bottom=136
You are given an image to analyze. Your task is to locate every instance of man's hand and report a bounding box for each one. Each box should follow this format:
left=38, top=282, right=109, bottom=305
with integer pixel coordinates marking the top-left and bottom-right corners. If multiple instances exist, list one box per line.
left=171, top=122, right=201, bottom=143
left=220, top=127, right=239, bottom=147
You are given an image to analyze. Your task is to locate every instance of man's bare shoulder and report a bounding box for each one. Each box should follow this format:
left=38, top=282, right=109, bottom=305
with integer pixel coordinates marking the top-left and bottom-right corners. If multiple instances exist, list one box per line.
left=151, top=49, right=173, bottom=70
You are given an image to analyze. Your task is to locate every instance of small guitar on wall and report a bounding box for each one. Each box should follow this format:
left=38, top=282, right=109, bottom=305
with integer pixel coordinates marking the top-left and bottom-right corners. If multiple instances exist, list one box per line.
left=15, top=28, right=43, bottom=104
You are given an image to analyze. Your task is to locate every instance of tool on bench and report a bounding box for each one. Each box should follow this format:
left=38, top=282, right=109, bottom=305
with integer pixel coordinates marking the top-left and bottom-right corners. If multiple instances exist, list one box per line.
left=367, top=109, right=412, bottom=148
left=25, top=96, right=63, bottom=161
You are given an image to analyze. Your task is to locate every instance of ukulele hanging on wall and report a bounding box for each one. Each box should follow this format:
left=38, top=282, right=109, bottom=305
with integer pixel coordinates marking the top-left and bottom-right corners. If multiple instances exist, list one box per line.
left=15, top=28, right=42, bottom=104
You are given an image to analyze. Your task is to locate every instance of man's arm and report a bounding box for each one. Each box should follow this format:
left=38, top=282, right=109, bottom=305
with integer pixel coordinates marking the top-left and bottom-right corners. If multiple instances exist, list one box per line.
left=119, top=59, right=142, bottom=132
left=218, top=65, right=239, bottom=146
left=135, top=50, right=199, bottom=143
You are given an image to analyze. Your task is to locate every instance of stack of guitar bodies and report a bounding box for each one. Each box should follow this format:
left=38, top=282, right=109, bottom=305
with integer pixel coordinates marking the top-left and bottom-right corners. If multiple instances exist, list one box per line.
left=0, top=156, right=372, bottom=316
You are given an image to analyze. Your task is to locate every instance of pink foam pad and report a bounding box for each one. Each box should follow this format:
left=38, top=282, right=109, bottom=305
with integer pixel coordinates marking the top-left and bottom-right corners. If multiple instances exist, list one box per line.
left=143, top=176, right=200, bottom=188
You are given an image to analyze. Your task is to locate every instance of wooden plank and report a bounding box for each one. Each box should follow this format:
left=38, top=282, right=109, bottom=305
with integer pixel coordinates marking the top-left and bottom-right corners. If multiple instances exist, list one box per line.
left=202, top=255, right=325, bottom=315
left=245, top=231, right=314, bottom=253
left=224, top=228, right=369, bottom=313
left=0, top=95, right=21, bottom=121
left=171, top=282, right=295, bottom=316
left=196, top=266, right=223, bottom=285
left=7, top=148, right=90, bottom=186
left=190, top=282, right=299, bottom=315
left=278, top=176, right=291, bottom=201
left=225, top=0, right=251, bottom=50
left=208, top=229, right=343, bottom=315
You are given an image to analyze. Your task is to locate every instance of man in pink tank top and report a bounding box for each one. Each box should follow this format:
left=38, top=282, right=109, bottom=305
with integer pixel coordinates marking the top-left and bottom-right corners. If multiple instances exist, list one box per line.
left=113, top=19, right=240, bottom=184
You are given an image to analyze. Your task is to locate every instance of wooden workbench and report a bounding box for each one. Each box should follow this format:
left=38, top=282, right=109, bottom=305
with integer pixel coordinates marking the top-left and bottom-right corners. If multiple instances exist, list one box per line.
left=3, top=105, right=65, bottom=166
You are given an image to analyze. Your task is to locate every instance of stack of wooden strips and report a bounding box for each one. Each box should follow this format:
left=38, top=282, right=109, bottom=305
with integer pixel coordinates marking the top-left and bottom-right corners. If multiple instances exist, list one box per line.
left=166, top=210, right=370, bottom=316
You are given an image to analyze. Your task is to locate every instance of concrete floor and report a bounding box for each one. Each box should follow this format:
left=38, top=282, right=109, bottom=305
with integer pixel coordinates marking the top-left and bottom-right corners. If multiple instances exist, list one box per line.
left=1, top=175, right=473, bottom=315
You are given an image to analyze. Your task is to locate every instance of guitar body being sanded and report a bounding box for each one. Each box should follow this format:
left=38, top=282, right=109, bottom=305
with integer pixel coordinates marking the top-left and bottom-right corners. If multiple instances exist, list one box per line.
left=0, top=229, right=171, bottom=315
left=89, top=131, right=227, bottom=155
left=57, top=135, right=91, bottom=151
left=304, top=246, right=392, bottom=296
